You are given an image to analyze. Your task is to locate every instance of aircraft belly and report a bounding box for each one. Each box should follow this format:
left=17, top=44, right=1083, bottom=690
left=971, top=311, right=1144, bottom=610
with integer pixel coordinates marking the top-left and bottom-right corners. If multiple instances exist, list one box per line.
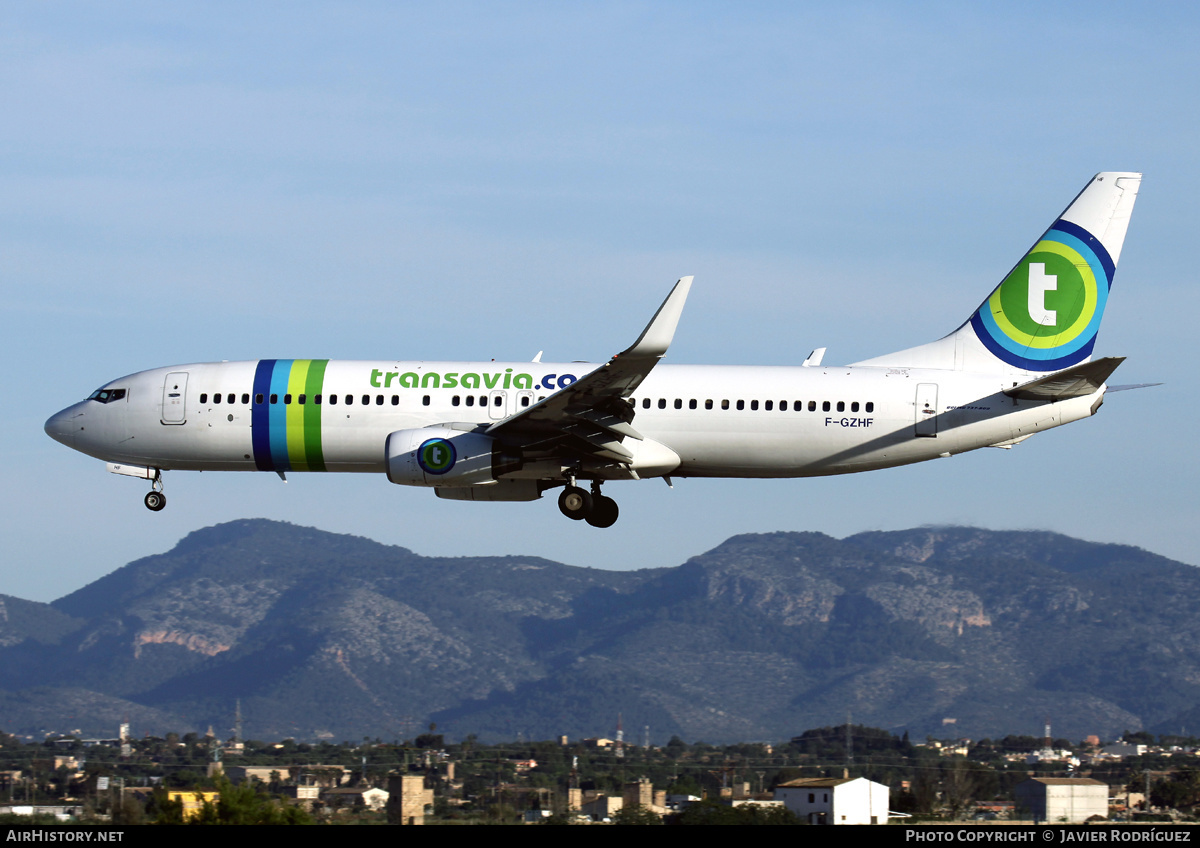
left=661, top=418, right=927, bottom=478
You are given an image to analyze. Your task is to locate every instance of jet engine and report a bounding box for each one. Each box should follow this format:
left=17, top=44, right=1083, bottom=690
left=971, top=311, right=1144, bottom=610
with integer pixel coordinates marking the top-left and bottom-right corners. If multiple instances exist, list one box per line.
left=385, top=427, right=520, bottom=487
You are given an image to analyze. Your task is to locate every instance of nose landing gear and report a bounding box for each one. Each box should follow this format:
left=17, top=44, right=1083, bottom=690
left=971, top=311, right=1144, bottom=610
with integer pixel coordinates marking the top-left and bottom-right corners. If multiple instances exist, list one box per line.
left=144, top=472, right=166, bottom=511
left=557, top=480, right=619, bottom=528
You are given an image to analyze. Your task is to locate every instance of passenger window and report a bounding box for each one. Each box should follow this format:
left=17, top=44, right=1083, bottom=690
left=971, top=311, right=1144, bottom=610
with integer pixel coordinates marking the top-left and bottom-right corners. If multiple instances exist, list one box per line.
left=689, top=399, right=697, bottom=410
left=750, top=400, right=759, bottom=410
left=736, top=400, right=745, bottom=411
left=452, top=396, right=460, bottom=407
left=674, top=399, right=682, bottom=409
left=822, top=401, right=831, bottom=412
left=200, top=393, right=208, bottom=404
left=794, top=401, right=803, bottom=411
left=658, top=398, right=666, bottom=409
left=466, top=396, right=475, bottom=407
left=345, top=395, right=353, bottom=405
left=328, top=394, right=337, bottom=405
left=421, top=395, right=429, bottom=406
left=851, top=401, right=859, bottom=412
left=492, top=396, right=500, bottom=406
left=361, top=394, right=369, bottom=405
left=284, top=394, right=292, bottom=404
left=765, top=400, right=773, bottom=410
left=479, top=395, right=486, bottom=406
left=521, top=396, right=530, bottom=407
left=270, top=394, right=278, bottom=404
left=227, top=393, right=235, bottom=404
left=213, top=393, right=221, bottom=405
left=241, top=393, right=250, bottom=404
left=298, top=394, right=306, bottom=405
left=314, top=394, right=322, bottom=405
left=705, top=399, right=713, bottom=410
left=642, top=398, right=651, bottom=409
left=866, top=402, right=874, bottom=413
left=255, top=394, right=264, bottom=404
left=837, top=401, right=844, bottom=412
left=721, top=399, right=730, bottom=410
left=808, top=401, right=816, bottom=412
left=376, top=395, right=383, bottom=405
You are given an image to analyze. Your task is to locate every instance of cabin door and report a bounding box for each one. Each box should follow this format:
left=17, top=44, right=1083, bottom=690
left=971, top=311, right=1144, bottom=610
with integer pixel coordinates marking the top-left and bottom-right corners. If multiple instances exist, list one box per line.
left=161, top=372, right=189, bottom=425
left=914, top=383, right=938, bottom=437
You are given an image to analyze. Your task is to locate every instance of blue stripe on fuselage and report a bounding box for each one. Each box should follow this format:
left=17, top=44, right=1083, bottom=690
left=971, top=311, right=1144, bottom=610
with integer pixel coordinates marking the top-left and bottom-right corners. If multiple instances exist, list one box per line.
left=251, top=360, right=275, bottom=471
left=268, top=360, right=293, bottom=471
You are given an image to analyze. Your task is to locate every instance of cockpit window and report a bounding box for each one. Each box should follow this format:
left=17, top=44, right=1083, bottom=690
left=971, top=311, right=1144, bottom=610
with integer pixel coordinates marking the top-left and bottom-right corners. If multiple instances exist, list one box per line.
left=87, top=388, right=127, bottom=404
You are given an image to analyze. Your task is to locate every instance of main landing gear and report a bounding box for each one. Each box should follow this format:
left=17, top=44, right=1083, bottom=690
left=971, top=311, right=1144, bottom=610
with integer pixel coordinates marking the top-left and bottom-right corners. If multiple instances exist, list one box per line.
left=557, top=481, right=619, bottom=528
left=144, top=472, right=166, bottom=512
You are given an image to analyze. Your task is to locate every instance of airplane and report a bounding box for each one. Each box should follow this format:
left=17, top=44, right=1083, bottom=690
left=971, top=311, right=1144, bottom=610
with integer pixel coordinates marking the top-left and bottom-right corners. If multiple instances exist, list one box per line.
left=45, top=172, right=1143, bottom=528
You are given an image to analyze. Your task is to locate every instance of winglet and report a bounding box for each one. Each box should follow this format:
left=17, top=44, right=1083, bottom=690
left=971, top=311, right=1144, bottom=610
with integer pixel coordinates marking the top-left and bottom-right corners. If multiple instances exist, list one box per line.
left=621, top=276, right=693, bottom=359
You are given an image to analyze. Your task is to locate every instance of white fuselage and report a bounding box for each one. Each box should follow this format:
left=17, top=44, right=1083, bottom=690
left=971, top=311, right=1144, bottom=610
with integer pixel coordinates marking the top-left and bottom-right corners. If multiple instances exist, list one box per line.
left=45, top=358, right=1101, bottom=482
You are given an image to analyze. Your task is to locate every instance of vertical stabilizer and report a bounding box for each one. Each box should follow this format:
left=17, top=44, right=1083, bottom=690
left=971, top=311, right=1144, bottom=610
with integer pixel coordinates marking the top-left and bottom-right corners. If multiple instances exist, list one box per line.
left=855, top=172, right=1141, bottom=373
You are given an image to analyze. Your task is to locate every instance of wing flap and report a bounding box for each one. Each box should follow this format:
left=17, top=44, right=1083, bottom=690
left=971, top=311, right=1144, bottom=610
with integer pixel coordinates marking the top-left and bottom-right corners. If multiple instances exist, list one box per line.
left=560, top=422, right=635, bottom=461
left=565, top=406, right=645, bottom=440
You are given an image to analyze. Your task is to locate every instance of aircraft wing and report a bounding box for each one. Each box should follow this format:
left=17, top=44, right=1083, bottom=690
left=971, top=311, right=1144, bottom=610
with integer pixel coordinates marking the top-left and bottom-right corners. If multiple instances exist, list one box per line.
left=485, top=276, right=692, bottom=463
left=1003, top=356, right=1125, bottom=401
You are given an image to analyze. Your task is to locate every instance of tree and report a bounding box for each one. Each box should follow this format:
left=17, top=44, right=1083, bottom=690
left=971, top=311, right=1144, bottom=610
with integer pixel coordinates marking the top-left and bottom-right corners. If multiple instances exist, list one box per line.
left=942, top=759, right=977, bottom=817
left=1151, top=770, right=1200, bottom=812
left=612, top=804, right=662, bottom=825
left=675, top=800, right=801, bottom=825
left=190, top=778, right=312, bottom=825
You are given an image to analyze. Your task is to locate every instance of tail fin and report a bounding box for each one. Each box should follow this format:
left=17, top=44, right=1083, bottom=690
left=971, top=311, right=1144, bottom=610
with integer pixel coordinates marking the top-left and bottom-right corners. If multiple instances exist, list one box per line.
left=855, top=172, right=1141, bottom=373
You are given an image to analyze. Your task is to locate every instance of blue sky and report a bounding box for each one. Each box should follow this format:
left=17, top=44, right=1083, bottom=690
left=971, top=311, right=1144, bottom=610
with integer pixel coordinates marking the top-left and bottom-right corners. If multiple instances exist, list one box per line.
left=4, top=3, right=1197, bottom=602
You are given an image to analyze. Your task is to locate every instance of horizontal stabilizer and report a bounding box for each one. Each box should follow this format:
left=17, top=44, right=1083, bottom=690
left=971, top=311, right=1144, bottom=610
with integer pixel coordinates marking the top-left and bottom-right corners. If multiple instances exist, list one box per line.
left=1107, top=382, right=1163, bottom=393
left=1003, top=356, right=1125, bottom=401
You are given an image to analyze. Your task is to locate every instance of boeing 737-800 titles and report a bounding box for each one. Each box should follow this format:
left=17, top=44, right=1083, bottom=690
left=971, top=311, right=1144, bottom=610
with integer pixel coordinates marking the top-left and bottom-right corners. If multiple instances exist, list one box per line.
left=46, top=172, right=1143, bottom=527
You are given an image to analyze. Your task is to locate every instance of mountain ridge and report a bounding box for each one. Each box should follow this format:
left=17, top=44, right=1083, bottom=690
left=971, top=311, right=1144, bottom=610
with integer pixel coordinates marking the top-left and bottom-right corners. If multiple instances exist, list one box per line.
left=1, top=519, right=1194, bottom=743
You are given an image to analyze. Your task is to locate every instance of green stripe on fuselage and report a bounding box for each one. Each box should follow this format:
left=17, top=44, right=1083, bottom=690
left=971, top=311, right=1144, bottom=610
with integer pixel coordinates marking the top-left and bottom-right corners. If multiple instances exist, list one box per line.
left=303, top=359, right=328, bottom=471
left=285, top=360, right=312, bottom=470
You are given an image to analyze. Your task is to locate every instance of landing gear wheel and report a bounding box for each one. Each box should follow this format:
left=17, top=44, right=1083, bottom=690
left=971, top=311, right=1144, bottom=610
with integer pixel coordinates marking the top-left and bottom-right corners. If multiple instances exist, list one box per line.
left=586, top=495, right=619, bottom=528
left=558, top=486, right=593, bottom=520
left=144, top=491, right=166, bottom=512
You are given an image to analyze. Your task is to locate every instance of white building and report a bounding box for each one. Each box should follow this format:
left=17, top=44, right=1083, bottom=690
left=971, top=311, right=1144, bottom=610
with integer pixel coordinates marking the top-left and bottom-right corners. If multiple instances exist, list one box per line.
left=774, top=776, right=889, bottom=825
left=1014, top=778, right=1107, bottom=823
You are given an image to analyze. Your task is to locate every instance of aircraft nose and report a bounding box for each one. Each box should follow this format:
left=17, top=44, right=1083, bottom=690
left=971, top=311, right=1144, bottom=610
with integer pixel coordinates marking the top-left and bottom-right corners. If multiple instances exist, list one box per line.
left=44, top=406, right=82, bottom=448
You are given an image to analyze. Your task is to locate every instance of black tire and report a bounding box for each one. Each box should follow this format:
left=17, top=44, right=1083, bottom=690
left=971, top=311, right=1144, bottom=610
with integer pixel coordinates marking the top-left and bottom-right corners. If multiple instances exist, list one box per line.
left=585, top=495, right=619, bottom=528
left=557, top=486, right=592, bottom=520
left=144, top=491, right=166, bottom=511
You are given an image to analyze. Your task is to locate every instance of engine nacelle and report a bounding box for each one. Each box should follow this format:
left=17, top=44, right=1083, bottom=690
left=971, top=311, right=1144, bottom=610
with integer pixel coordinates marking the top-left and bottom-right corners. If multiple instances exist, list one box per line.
left=385, top=427, right=515, bottom=487
left=436, top=480, right=543, bottom=501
